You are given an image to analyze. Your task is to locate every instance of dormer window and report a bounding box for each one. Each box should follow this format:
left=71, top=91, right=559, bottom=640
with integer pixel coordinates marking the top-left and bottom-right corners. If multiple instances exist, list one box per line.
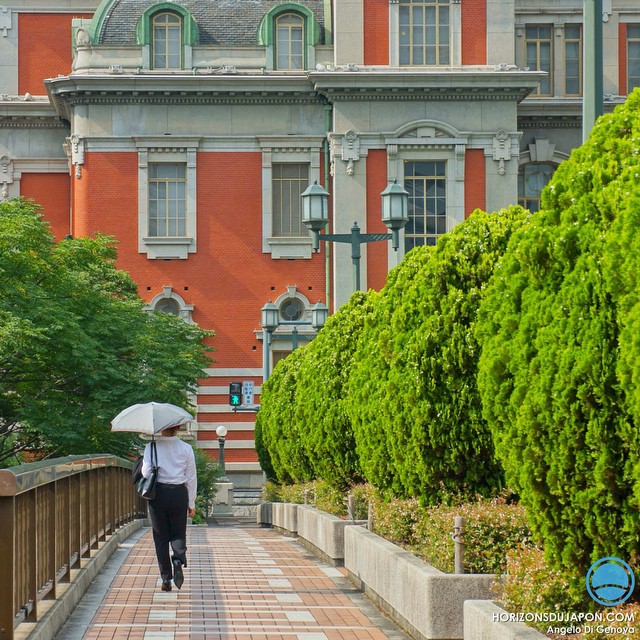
left=152, top=12, right=182, bottom=69
left=275, top=13, right=304, bottom=70
left=135, top=3, right=198, bottom=71
left=257, top=3, right=321, bottom=71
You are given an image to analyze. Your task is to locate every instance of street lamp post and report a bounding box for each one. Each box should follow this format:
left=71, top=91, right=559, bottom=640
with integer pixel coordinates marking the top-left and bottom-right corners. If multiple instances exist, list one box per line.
left=216, top=425, right=227, bottom=477
left=301, top=179, right=409, bottom=292
left=260, top=300, right=329, bottom=380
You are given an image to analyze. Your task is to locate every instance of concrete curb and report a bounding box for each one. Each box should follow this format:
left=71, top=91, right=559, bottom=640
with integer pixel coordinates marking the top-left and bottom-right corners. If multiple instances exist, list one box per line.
left=345, top=524, right=495, bottom=640
left=257, top=502, right=497, bottom=639
left=24, top=519, right=144, bottom=640
left=464, top=601, right=547, bottom=640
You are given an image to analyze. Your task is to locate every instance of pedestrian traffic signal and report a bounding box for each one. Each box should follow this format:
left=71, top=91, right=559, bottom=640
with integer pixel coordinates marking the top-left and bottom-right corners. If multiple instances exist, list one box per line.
left=229, top=382, right=242, bottom=407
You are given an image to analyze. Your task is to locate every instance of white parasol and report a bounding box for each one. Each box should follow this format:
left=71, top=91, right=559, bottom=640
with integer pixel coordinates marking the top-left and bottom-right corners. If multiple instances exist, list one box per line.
left=110, top=402, right=194, bottom=435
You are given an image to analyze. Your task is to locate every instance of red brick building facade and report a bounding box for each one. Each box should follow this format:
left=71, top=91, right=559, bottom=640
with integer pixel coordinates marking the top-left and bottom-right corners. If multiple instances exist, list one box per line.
left=2, top=0, right=638, bottom=486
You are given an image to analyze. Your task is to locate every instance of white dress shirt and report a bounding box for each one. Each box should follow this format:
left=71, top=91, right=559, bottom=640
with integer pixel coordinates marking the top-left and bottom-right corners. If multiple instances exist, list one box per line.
left=142, top=435, right=197, bottom=509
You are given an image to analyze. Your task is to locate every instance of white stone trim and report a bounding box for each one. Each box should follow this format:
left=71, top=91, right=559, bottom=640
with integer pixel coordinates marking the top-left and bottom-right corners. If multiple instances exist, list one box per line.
left=198, top=386, right=262, bottom=395
left=386, top=136, right=466, bottom=263
left=204, top=368, right=263, bottom=377
left=144, top=285, right=195, bottom=322
left=260, top=143, right=322, bottom=258
left=136, top=140, right=199, bottom=259
left=197, top=421, right=256, bottom=431
left=198, top=440, right=256, bottom=449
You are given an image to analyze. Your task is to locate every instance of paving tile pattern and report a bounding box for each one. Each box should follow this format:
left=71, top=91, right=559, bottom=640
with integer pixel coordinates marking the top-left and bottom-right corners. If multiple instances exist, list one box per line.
left=65, top=520, right=410, bottom=640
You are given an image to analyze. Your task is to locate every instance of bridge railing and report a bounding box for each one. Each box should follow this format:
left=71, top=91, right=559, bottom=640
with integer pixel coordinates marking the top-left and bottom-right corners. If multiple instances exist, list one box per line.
left=0, top=455, right=146, bottom=640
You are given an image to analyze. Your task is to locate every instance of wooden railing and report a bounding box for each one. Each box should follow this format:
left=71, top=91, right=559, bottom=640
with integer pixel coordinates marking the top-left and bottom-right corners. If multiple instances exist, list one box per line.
left=0, top=455, right=146, bottom=640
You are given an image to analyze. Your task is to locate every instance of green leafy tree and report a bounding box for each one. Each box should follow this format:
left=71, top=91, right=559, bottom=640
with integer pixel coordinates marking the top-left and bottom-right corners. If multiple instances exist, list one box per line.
left=0, top=198, right=213, bottom=463
left=476, top=90, right=640, bottom=573
left=192, top=445, right=223, bottom=521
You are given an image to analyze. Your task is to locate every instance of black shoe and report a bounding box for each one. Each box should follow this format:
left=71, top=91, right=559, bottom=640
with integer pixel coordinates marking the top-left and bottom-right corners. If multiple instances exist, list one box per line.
left=172, top=559, right=184, bottom=589
left=161, top=580, right=172, bottom=592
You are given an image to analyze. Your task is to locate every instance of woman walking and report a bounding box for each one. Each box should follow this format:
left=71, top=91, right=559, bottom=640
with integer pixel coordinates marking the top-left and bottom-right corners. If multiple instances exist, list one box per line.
left=141, top=423, right=197, bottom=591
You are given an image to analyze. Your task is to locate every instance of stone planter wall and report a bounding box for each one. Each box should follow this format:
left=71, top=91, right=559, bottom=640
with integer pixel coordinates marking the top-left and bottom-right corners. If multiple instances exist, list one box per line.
left=257, top=502, right=500, bottom=639
left=464, top=601, right=548, bottom=640
left=344, top=525, right=495, bottom=640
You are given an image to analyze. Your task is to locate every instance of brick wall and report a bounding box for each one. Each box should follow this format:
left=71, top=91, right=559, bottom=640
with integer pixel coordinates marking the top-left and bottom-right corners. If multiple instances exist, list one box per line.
left=20, top=173, right=71, bottom=240
left=619, top=23, right=628, bottom=95
left=461, top=0, right=487, bottom=65
left=364, top=0, right=389, bottom=65
left=18, top=13, right=92, bottom=95
left=464, top=149, right=486, bottom=216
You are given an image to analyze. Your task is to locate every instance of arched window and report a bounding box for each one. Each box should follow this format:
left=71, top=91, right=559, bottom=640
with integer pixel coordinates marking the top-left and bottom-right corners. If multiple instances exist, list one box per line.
left=144, top=287, right=194, bottom=322
left=518, top=163, right=555, bottom=212
left=275, top=13, right=304, bottom=70
left=152, top=12, right=182, bottom=69
left=257, top=4, right=320, bottom=71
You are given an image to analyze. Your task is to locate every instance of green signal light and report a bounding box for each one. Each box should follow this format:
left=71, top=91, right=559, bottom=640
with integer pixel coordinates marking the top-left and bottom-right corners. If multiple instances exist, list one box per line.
left=229, top=382, right=243, bottom=407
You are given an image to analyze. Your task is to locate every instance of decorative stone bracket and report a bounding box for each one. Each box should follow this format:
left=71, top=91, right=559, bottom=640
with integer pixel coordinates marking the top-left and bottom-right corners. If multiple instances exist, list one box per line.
left=0, top=7, right=11, bottom=38
left=330, top=130, right=361, bottom=176
left=0, top=155, right=13, bottom=199
left=69, top=135, right=85, bottom=179
left=492, top=130, right=513, bottom=176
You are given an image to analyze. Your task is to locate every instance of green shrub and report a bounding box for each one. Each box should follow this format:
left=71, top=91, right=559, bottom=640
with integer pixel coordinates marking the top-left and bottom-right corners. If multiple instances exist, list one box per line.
left=262, top=479, right=355, bottom=517
left=497, top=546, right=590, bottom=620
left=192, top=445, right=223, bottom=521
left=292, top=291, right=375, bottom=487
left=255, top=348, right=314, bottom=484
left=412, top=494, right=532, bottom=574
left=476, top=89, right=640, bottom=575
left=371, top=495, right=425, bottom=546
left=255, top=291, right=374, bottom=487
left=348, top=207, right=530, bottom=502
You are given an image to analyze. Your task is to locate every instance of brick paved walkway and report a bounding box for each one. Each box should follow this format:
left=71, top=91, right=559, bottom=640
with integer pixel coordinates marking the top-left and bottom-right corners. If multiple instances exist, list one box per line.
left=54, top=519, right=410, bottom=640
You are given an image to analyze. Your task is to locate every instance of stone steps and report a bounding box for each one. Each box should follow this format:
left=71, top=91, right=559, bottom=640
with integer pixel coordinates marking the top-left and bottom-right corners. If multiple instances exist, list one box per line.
left=232, top=488, right=262, bottom=516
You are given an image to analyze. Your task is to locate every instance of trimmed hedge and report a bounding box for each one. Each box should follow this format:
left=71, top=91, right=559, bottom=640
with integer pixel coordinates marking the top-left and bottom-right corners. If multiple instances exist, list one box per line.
left=347, top=206, right=530, bottom=501
left=476, top=89, right=640, bottom=574
left=255, top=291, right=375, bottom=485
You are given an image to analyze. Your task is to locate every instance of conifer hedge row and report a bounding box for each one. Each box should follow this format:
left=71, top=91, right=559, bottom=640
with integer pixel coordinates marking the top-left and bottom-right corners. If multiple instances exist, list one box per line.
left=256, top=205, right=531, bottom=500
left=256, top=90, right=640, bottom=576
left=476, top=89, right=640, bottom=573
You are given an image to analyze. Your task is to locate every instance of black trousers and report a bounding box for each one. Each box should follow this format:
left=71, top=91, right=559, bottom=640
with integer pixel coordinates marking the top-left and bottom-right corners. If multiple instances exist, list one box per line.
left=148, top=483, right=188, bottom=582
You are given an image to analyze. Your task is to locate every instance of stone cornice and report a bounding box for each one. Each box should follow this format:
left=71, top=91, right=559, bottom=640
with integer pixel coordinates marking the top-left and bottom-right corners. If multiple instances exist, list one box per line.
left=45, top=68, right=547, bottom=120
left=0, top=100, right=68, bottom=129
left=45, top=74, right=319, bottom=120
left=310, top=69, right=546, bottom=103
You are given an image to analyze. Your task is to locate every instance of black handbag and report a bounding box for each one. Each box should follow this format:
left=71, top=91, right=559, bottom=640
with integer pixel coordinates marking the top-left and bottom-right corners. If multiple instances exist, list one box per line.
left=136, top=441, right=158, bottom=500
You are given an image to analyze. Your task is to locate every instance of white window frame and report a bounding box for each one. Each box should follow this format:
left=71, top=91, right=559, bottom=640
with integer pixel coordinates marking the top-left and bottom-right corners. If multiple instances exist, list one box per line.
left=390, top=0, right=459, bottom=67
left=261, top=141, right=322, bottom=259
left=137, top=139, right=199, bottom=259
left=386, top=125, right=466, bottom=263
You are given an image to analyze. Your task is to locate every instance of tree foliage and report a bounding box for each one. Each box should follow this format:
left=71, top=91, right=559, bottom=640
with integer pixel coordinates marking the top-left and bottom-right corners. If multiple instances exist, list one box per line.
left=255, top=346, right=313, bottom=484
left=0, top=198, right=213, bottom=464
left=347, top=207, right=530, bottom=501
left=255, top=291, right=374, bottom=485
left=476, top=90, right=640, bottom=572
left=257, top=206, right=528, bottom=503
